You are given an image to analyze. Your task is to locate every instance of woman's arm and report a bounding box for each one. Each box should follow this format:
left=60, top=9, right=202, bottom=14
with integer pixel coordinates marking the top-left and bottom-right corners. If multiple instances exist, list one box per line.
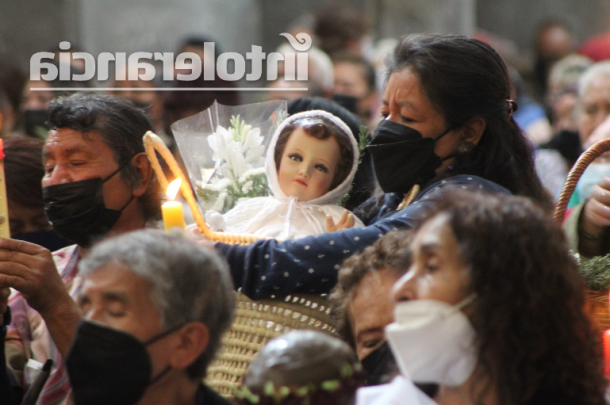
left=217, top=220, right=391, bottom=299
left=217, top=175, right=509, bottom=299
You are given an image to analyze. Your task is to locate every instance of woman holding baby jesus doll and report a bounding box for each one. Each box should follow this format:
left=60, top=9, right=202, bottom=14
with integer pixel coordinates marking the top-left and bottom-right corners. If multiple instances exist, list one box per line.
left=198, top=33, right=551, bottom=300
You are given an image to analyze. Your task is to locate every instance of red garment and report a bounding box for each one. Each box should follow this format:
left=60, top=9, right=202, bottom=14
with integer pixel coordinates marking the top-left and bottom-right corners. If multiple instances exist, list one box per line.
left=579, top=32, right=610, bottom=62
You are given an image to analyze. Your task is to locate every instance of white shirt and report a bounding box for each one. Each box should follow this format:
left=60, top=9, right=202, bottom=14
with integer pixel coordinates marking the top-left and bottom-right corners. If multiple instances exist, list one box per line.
left=356, top=376, right=438, bottom=405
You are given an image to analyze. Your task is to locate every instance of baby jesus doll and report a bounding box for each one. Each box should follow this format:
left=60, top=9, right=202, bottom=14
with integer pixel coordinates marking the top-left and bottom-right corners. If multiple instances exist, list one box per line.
left=205, top=110, right=363, bottom=239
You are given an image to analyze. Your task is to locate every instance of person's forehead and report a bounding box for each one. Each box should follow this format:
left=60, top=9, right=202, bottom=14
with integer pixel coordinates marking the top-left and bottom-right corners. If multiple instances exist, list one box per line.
left=583, top=76, right=610, bottom=100
left=349, top=271, right=398, bottom=331
left=44, top=127, right=113, bottom=156
left=383, top=68, right=428, bottom=111
left=84, top=262, right=150, bottom=298
left=82, top=262, right=162, bottom=337
left=350, top=270, right=399, bottom=312
left=413, top=214, right=452, bottom=250
left=335, top=62, right=366, bottom=80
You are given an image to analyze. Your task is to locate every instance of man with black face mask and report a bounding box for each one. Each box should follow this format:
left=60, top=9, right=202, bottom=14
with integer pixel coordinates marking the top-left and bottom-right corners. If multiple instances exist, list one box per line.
left=0, top=93, right=162, bottom=405
left=68, top=230, right=234, bottom=405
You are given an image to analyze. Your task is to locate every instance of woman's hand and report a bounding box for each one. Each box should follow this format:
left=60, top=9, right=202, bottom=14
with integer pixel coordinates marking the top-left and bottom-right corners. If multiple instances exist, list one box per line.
left=326, top=212, right=355, bottom=232
left=0, top=238, right=80, bottom=356
left=580, top=177, right=610, bottom=256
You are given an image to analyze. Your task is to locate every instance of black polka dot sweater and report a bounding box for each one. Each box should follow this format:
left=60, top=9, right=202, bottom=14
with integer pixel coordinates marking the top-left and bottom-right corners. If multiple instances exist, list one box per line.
left=215, top=175, right=509, bottom=300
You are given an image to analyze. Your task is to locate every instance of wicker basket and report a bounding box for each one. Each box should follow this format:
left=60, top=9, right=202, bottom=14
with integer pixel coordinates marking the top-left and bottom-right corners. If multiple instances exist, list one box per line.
left=554, top=138, right=610, bottom=332
left=143, top=132, right=337, bottom=397
left=205, top=293, right=336, bottom=396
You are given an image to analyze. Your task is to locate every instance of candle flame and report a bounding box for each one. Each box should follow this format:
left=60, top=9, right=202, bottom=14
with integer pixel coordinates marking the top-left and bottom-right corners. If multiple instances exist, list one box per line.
left=166, top=178, right=181, bottom=200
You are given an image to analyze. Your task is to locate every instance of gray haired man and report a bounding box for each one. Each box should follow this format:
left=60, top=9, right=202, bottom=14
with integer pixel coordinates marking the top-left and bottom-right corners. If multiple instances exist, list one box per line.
left=67, top=230, right=234, bottom=405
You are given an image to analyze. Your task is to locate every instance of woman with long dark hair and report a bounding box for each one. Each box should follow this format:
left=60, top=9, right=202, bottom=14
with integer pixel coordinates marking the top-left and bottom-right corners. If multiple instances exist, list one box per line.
left=213, top=34, right=549, bottom=299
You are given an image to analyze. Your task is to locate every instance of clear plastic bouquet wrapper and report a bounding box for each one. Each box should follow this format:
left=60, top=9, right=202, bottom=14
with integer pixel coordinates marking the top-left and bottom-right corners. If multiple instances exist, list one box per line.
left=171, top=100, right=288, bottom=214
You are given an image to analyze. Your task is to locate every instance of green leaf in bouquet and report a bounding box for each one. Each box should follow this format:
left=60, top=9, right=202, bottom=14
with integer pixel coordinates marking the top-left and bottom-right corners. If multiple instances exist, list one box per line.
left=358, top=125, right=371, bottom=163
left=230, top=114, right=248, bottom=143
left=338, top=190, right=351, bottom=208
left=196, top=186, right=219, bottom=210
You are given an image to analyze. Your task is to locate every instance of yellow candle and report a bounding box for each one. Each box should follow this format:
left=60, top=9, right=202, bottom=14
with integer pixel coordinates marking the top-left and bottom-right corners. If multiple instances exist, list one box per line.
left=162, top=178, right=185, bottom=231
left=0, top=139, right=9, bottom=238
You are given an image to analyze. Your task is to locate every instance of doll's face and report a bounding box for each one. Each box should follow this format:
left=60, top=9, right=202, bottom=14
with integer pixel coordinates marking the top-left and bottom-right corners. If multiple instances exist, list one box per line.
left=278, top=127, right=341, bottom=201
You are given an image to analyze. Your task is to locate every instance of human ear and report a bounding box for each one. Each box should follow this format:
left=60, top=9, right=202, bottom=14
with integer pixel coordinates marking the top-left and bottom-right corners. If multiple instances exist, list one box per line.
left=459, top=117, right=486, bottom=147
left=168, top=322, right=209, bottom=371
left=130, top=153, right=154, bottom=197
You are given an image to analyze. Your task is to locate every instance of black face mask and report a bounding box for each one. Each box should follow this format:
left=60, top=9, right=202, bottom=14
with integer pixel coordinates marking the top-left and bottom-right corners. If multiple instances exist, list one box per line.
left=23, top=109, right=49, bottom=139
left=361, top=341, right=398, bottom=386
left=42, top=166, right=133, bottom=249
left=66, top=320, right=178, bottom=405
left=367, top=120, right=453, bottom=194
left=12, top=230, right=70, bottom=252
left=331, top=94, right=359, bottom=115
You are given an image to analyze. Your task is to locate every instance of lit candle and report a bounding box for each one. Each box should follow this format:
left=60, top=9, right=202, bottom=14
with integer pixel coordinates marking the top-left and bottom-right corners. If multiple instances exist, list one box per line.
left=0, top=139, right=9, bottom=238
left=604, top=329, right=610, bottom=376
left=162, top=178, right=186, bottom=232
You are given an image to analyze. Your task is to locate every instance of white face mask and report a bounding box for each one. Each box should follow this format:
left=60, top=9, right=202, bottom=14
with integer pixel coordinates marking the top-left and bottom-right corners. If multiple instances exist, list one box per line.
left=385, top=295, right=477, bottom=387
left=575, top=162, right=610, bottom=202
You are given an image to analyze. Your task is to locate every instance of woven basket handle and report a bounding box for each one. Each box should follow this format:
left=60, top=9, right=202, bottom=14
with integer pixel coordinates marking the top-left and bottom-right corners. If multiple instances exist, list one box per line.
left=143, top=131, right=265, bottom=245
left=553, top=138, right=610, bottom=224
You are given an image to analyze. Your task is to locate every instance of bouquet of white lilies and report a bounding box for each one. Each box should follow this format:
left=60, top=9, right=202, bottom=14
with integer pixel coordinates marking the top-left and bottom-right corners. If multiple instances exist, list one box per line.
left=172, top=100, right=287, bottom=214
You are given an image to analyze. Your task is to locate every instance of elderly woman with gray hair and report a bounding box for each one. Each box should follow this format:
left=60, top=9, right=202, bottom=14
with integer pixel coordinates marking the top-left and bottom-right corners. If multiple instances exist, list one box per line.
left=66, top=230, right=235, bottom=405
left=561, top=61, right=610, bottom=258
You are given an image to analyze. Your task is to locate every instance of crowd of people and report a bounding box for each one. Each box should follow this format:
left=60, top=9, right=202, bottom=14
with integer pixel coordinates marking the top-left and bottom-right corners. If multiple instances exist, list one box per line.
left=2, top=3, right=610, bottom=405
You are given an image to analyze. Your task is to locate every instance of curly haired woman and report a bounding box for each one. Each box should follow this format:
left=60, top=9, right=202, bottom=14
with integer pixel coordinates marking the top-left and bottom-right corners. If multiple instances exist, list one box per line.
left=360, top=190, right=606, bottom=405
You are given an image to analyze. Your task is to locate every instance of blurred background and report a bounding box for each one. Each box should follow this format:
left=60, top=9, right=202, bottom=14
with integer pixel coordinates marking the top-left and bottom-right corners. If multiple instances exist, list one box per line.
left=0, top=0, right=603, bottom=82
left=0, top=0, right=602, bottom=67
